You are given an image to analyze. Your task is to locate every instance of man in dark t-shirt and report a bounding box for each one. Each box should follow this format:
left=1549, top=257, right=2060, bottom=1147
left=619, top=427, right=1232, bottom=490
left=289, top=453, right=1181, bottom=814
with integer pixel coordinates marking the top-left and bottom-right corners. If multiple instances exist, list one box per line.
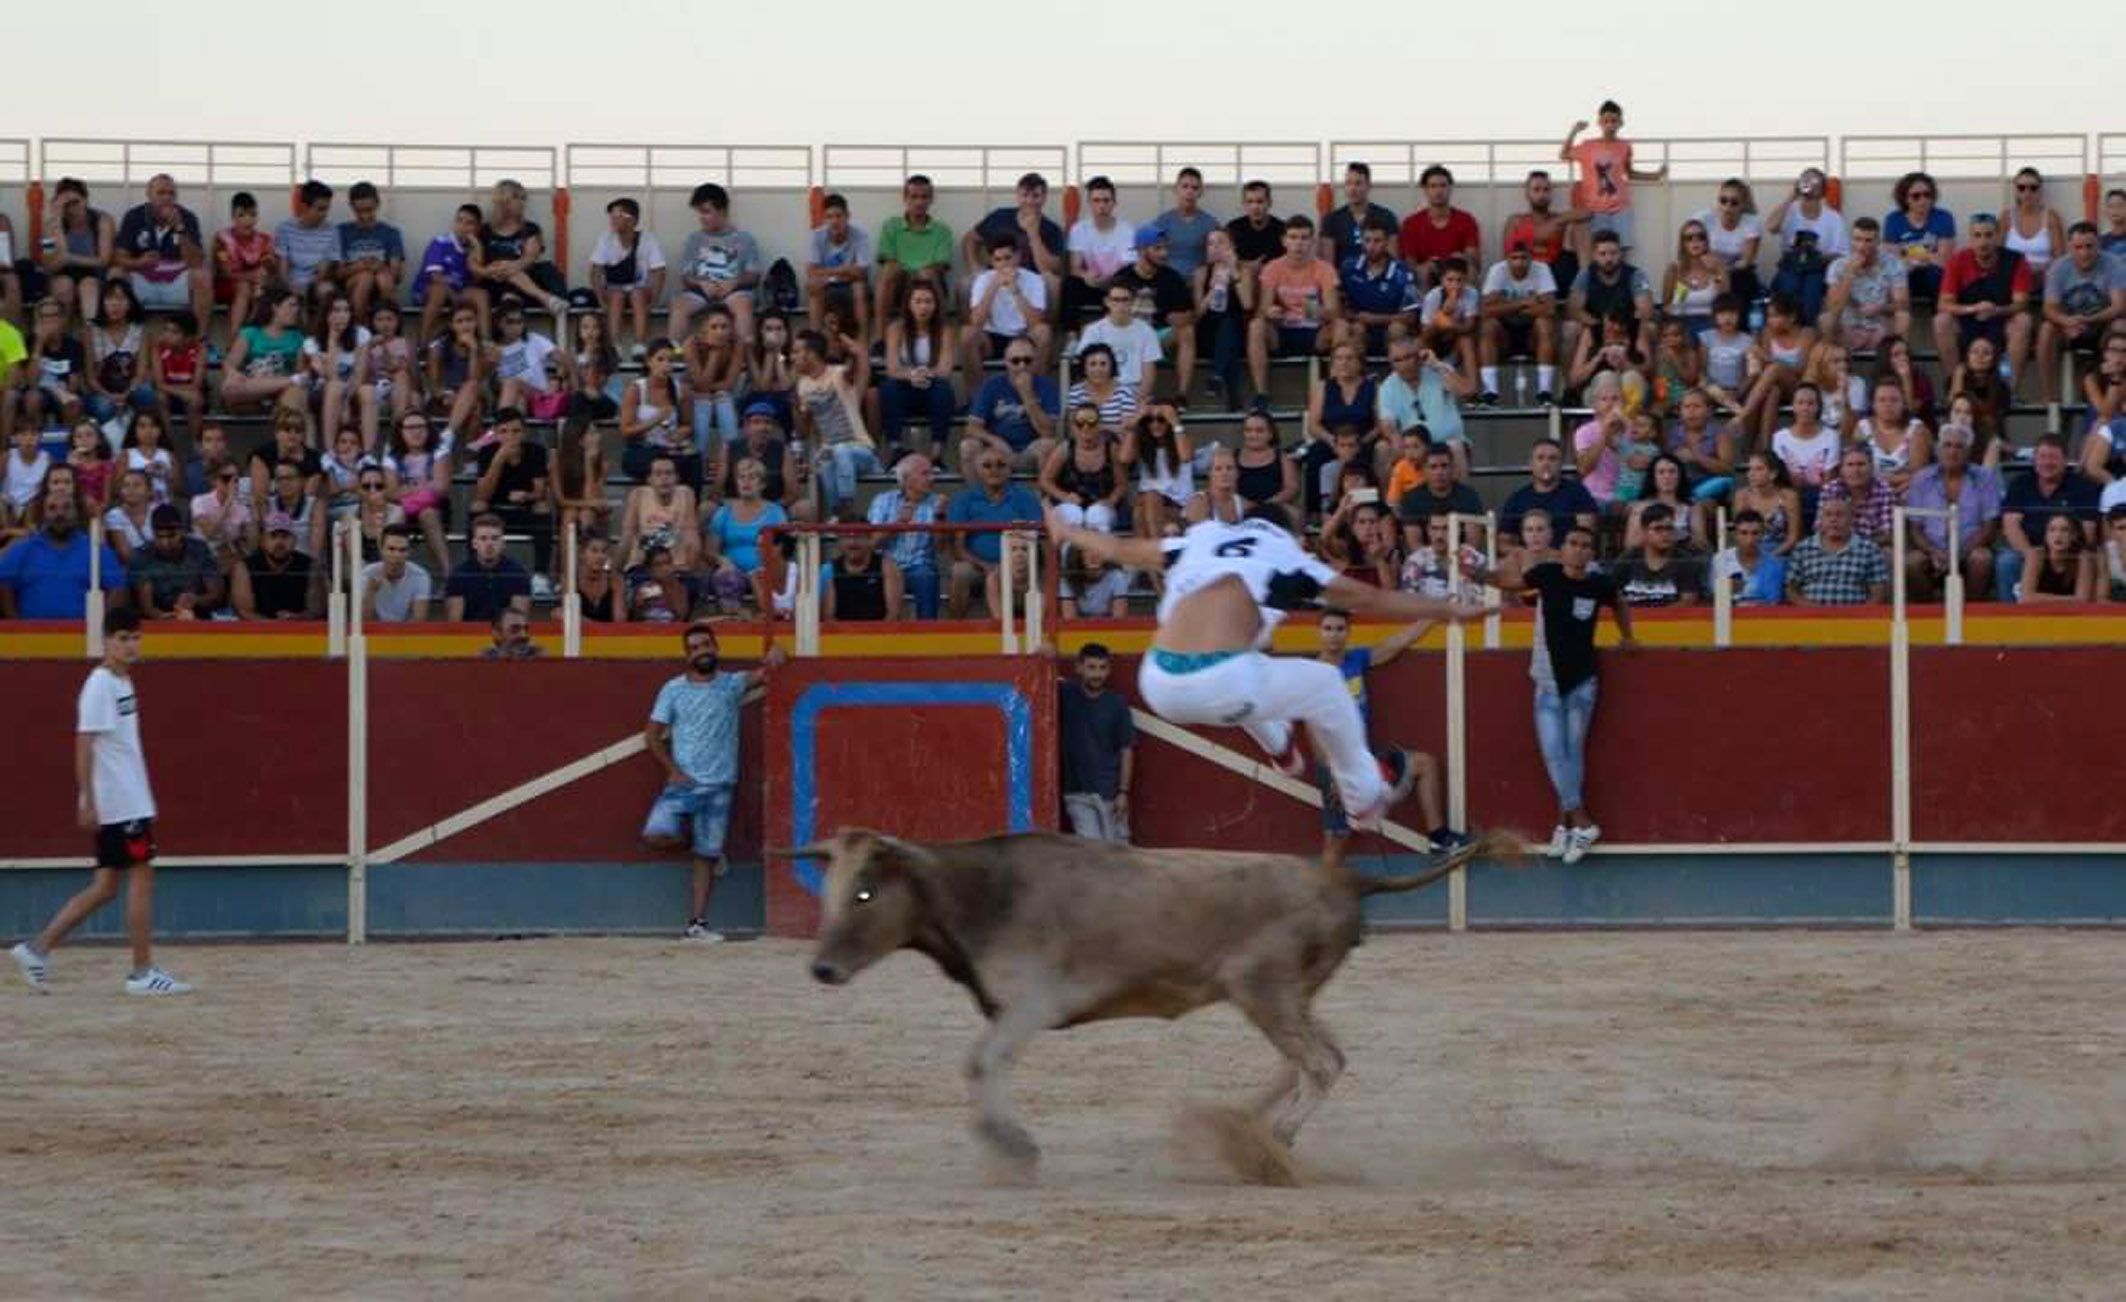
left=1058, top=643, right=1134, bottom=844
left=1612, top=504, right=1704, bottom=607
left=1225, top=182, right=1289, bottom=268
left=470, top=409, right=553, bottom=591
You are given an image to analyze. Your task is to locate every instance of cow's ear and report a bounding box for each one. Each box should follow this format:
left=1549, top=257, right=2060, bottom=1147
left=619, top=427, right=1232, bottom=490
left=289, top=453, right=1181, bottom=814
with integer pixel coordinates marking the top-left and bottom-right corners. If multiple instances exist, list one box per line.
left=872, top=835, right=936, bottom=880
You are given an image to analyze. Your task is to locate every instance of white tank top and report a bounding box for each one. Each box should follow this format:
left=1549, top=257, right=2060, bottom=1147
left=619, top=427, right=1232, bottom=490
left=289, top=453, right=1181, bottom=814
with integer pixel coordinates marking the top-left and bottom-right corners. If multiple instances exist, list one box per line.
left=1155, top=518, right=1337, bottom=640
left=1857, top=419, right=1920, bottom=476
left=2003, top=216, right=2053, bottom=275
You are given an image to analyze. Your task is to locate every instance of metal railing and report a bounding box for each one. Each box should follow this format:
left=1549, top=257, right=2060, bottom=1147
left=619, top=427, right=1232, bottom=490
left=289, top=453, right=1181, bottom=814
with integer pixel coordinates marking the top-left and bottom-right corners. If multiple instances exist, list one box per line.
left=1838, top=133, right=2089, bottom=183
left=2100, top=134, right=2126, bottom=182
left=1075, top=141, right=1321, bottom=188
left=0, top=138, right=30, bottom=183
left=303, top=143, right=558, bottom=191
left=821, top=144, right=1069, bottom=191
left=565, top=144, right=813, bottom=191
left=1326, top=139, right=1557, bottom=187
left=38, top=137, right=296, bottom=188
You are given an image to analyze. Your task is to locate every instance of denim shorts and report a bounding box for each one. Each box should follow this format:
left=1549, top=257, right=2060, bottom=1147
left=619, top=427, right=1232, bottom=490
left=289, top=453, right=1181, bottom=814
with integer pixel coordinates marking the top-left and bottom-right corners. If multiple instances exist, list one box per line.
left=642, top=781, right=734, bottom=859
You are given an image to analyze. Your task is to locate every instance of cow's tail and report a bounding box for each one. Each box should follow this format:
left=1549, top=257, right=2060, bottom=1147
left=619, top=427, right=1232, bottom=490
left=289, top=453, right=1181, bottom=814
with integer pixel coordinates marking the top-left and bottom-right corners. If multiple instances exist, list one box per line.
left=1348, top=828, right=1526, bottom=897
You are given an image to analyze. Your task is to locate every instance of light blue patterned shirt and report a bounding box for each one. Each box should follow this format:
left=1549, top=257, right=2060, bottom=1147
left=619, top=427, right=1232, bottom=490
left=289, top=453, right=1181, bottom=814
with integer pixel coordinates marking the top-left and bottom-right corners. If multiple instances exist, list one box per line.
left=650, top=672, right=747, bottom=786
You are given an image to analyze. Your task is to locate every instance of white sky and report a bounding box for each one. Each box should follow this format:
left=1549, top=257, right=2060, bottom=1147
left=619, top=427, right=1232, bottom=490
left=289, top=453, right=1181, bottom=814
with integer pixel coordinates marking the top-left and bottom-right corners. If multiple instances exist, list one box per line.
left=17, top=2, right=2117, bottom=164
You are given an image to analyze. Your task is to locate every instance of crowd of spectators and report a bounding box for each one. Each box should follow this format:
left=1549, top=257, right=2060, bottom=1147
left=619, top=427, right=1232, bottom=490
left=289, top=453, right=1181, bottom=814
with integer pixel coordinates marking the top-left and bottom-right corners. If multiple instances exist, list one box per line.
left=4, top=113, right=2125, bottom=624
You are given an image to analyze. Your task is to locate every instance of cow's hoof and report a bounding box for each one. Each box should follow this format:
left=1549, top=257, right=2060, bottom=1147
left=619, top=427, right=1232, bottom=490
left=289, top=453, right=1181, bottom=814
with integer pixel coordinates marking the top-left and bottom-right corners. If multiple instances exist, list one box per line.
left=976, top=1116, right=1041, bottom=1167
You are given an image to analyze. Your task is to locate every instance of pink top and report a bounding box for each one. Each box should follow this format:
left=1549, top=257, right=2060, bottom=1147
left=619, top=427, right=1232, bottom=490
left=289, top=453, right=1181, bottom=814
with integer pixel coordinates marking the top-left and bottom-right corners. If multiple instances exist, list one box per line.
left=1571, top=138, right=1634, bottom=215
left=1573, top=419, right=1621, bottom=502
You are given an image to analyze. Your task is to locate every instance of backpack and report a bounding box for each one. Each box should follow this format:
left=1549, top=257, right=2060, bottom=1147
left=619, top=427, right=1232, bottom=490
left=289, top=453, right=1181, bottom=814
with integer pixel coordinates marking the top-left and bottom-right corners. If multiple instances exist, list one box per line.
left=762, top=258, right=800, bottom=314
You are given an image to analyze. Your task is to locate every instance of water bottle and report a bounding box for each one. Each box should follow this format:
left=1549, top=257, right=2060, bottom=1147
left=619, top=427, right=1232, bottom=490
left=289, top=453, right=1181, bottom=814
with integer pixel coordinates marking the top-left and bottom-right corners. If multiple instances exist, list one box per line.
left=1747, top=300, right=1765, bottom=333
left=1514, top=369, right=1529, bottom=409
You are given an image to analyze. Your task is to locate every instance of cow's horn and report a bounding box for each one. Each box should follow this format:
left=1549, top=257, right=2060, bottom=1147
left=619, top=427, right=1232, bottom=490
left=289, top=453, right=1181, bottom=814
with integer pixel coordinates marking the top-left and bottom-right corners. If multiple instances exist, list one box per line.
left=765, top=841, right=834, bottom=861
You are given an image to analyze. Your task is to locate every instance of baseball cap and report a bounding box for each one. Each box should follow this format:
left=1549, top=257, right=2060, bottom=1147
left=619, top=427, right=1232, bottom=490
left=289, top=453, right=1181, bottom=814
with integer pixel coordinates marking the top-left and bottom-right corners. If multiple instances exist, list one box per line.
left=149, top=503, right=185, bottom=531
left=1506, top=236, right=1534, bottom=255
left=265, top=511, right=296, bottom=535
left=1132, top=226, right=1168, bottom=251
left=743, top=399, right=779, bottom=421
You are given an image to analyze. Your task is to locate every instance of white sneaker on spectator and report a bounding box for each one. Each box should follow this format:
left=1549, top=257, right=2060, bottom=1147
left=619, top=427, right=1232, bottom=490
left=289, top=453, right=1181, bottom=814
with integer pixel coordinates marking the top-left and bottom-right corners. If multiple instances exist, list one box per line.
left=1562, top=824, right=1601, bottom=866
left=1545, top=825, right=1571, bottom=858
left=124, top=966, right=192, bottom=996
left=531, top=573, right=556, bottom=601
left=11, top=942, right=50, bottom=993
left=683, top=920, right=724, bottom=943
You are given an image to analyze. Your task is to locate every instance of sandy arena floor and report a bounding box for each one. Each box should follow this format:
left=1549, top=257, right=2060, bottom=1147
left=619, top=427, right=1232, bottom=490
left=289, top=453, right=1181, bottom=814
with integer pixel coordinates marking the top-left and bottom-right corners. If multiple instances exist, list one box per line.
left=2, top=931, right=2121, bottom=1301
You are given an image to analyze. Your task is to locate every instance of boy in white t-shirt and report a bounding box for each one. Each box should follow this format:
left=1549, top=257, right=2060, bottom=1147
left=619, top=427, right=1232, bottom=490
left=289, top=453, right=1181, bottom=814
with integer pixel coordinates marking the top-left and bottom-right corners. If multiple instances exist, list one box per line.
left=1062, top=176, right=1135, bottom=322
left=1077, top=284, right=1163, bottom=393
left=11, top=607, right=192, bottom=995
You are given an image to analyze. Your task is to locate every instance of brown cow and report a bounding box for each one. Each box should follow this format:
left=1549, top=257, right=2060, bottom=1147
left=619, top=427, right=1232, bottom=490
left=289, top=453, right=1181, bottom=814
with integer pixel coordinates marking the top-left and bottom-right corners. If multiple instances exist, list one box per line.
left=781, top=827, right=1492, bottom=1175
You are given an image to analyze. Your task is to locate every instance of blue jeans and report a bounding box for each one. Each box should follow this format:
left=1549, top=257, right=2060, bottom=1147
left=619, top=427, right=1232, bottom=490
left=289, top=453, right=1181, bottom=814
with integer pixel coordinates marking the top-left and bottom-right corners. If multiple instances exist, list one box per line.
left=879, top=377, right=956, bottom=452
left=818, top=443, right=884, bottom=512
left=690, top=394, right=738, bottom=459
left=1994, top=543, right=2025, bottom=603
left=85, top=383, right=158, bottom=423
left=901, top=564, right=940, bottom=619
left=1534, top=678, right=1598, bottom=812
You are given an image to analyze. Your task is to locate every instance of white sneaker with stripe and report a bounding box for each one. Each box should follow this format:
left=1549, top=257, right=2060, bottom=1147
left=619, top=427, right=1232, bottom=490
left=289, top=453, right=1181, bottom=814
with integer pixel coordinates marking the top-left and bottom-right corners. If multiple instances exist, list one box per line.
left=124, top=966, right=193, bottom=996
left=11, top=942, right=50, bottom=993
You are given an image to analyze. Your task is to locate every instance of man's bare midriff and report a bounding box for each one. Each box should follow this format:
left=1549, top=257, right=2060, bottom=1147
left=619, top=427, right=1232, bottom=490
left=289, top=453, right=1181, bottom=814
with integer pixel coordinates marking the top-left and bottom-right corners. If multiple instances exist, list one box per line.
left=1152, top=576, right=1265, bottom=653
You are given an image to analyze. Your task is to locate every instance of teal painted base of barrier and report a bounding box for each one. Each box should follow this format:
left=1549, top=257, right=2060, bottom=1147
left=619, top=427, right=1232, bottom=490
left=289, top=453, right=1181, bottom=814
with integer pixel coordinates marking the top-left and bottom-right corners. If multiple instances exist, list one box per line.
left=4, top=855, right=2120, bottom=940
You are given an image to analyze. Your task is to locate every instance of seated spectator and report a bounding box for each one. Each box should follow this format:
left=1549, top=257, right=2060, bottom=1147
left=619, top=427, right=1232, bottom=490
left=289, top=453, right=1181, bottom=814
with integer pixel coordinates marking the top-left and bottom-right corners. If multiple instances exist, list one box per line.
left=443, top=513, right=532, bottom=623
left=1184, top=445, right=1246, bottom=524
left=1119, top=406, right=1194, bottom=540
left=1066, top=343, right=1139, bottom=434
left=1039, top=405, right=1126, bottom=535
left=628, top=544, right=703, bottom=623
left=2018, top=513, right=2098, bottom=604
left=1060, top=176, right=1135, bottom=324
left=1884, top=171, right=1955, bottom=304
left=1417, top=257, right=1480, bottom=396
left=618, top=339, right=694, bottom=486
left=423, top=298, right=500, bottom=443
left=190, top=455, right=254, bottom=564
left=275, top=180, right=341, bottom=302
left=717, top=402, right=798, bottom=511
left=1224, top=180, right=1287, bottom=274
left=21, top=299, right=87, bottom=433
left=873, top=175, right=954, bottom=324
left=1381, top=425, right=1429, bottom=509
left=1152, top=167, right=1221, bottom=278
left=2037, top=223, right=2125, bottom=405
left=113, top=175, right=212, bottom=323
left=1319, top=161, right=1398, bottom=267
left=2082, top=330, right=2126, bottom=486
left=1902, top=421, right=2001, bottom=600
left=417, top=203, right=484, bottom=346
left=473, top=179, right=570, bottom=322
left=128, top=504, right=221, bottom=620
left=469, top=409, right=554, bottom=598
left=946, top=448, right=1042, bottom=618
left=1945, top=340, right=2013, bottom=467
left=1709, top=508, right=1786, bottom=606
left=1337, top=217, right=1420, bottom=359
left=360, top=523, right=431, bottom=622
left=965, top=237, right=1053, bottom=375
left=337, top=181, right=404, bottom=322
left=1624, top=453, right=1704, bottom=550
left=1933, top=214, right=2033, bottom=392
left=1661, top=219, right=1729, bottom=339
left=3, top=424, right=51, bottom=538
left=1559, top=101, right=1664, bottom=255
left=1872, top=333, right=1938, bottom=426
left=1376, top=335, right=1471, bottom=478
left=482, top=606, right=542, bottom=659
left=1109, top=227, right=1196, bottom=401
left=0, top=479, right=125, bottom=619
left=1571, top=371, right=1629, bottom=509
left=1802, top=340, right=1867, bottom=436
left=83, top=281, right=157, bottom=426
left=618, top=453, right=701, bottom=571
left=875, top=282, right=960, bottom=459
left=1320, top=493, right=1401, bottom=587
left=1785, top=497, right=1888, bottom=605
left=572, top=534, right=624, bottom=623
left=1740, top=293, right=1818, bottom=449
left=2106, top=504, right=2126, bottom=600
left=704, top=458, right=787, bottom=612
left=1248, top=216, right=1339, bottom=399
left=1307, top=342, right=1379, bottom=477
left=491, top=300, right=563, bottom=426
left=102, top=469, right=156, bottom=566
left=821, top=527, right=903, bottom=622
left=1191, top=228, right=1251, bottom=405
left=1480, top=238, right=1560, bottom=404
left=963, top=172, right=1066, bottom=301
left=1771, top=382, right=1840, bottom=497
left=551, top=412, right=610, bottom=554
left=1399, top=511, right=1481, bottom=600
left=1057, top=544, right=1133, bottom=617
left=802, top=192, right=872, bottom=347
left=149, top=311, right=207, bottom=452
left=223, top=290, right=311, bottom=417
left=1667, top=387, right=1738, bottom=500
left=1503, top=169, right=1590, bottom=305
left=40, top=178, right=117, bottom=325
left=1567, top=230, right=1654, bottom=361
left=1615, top=503, right=1704, bottom=607
left=584, top=197, right=666, bottom=357
left=1693, top=178, right=1764, bottom=306
left=1234, top=409, right=1298, bottom=511
left=1501, top=438, right=1599, bottom=552
left=1819, top=446, right=1897, bottom=548
left=231, top=512, right=323, bottom=620
left=791, top=328, right=878, bottom=515
left=1395, top=443, right=1484, bottom=554
left=1079, top=283, right=1163, bottom=396
left=1998, top=434, right=2100, bottom=601
left=1398, top=166, right=1481, bottom=289
left=1854, top=380, right=1931, bottom=498
left=2002, top=167, right=2067, bottom=284
left=1822, top=217, right=1911, bottom=352
left=213, top=192, right=280, bottom=357
left=867, top=453, right=945, bottom=619
left=962, top=337, right=1060, bottom=472
left=66, top=419, right=115, bottom=513
left=1696, top=293, right=1754, bottom=415
left=1566, top=309, right=1648, bottom=406
left=1649, top=311, right=1702, bottom=421
left=304, top=295, right=377, bottom=455
left=1764, top=168, right=1848, bottom=323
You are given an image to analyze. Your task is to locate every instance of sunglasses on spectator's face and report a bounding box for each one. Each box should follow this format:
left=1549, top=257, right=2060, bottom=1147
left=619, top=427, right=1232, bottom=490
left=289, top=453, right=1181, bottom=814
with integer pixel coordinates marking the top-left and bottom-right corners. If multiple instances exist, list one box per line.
left=1718, top=196, right=1741, bottom=207
left=360, top=481, right=385, bottom=491
left=2016, top=182, right=2040, bottom=191
left=1909, top=190, right=1934, bottom=200
left=1006, top=355, right=1033, bottom=366
left=1073, top=417, right=1100, bottom=429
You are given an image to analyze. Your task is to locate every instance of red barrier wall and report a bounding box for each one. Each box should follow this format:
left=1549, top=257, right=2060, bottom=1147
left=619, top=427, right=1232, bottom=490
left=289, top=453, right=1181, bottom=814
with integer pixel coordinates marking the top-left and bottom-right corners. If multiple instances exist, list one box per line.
left=1912, top=647, right=2126, bottom=843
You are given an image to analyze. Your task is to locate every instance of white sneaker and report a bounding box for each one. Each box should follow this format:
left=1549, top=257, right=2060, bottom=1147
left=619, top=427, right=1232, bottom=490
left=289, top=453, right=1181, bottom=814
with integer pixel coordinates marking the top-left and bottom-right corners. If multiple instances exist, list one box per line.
left=531, top=573, right=556, bottom=601
left=683, top=921, right=725, bottom=943
left=1545, top=825, right=1571, bottom=858
left=124, top=966, right=193, bottom=996
left=11, top=942, right=50, bottom=993
left=1562, top=824, right=1601, bottom=866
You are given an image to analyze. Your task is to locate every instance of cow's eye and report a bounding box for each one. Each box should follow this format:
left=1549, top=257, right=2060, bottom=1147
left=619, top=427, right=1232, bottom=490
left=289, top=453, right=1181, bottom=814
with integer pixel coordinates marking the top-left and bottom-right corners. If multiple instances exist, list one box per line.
left=854, top=887, right=874, bottom=905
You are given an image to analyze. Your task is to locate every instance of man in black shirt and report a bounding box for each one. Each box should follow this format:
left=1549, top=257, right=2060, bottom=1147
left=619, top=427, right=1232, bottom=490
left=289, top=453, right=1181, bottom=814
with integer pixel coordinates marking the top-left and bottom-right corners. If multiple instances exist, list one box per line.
left=1613, top=503, right=1704, bottom=607
left=1225, top=181, right=1289, bottom=270
left=1468, top=524, right=1634, bottom=864
left=232, top=512, right=322, bottom=621
left=1499, top=437, right=1600, bottom=548
left=470, top=408, right=554, bottom=597
left=821, top=528, right=901, bottom=622
left=444, top=513, right=532, bottom=623
left=1109, top=228, right=1196, bottom=389
left=1058, top=643, right=1134, bottom=843
left=1396, top=444, right=1486, bottom=553
left=1318, top=162, right=1399, bottom=267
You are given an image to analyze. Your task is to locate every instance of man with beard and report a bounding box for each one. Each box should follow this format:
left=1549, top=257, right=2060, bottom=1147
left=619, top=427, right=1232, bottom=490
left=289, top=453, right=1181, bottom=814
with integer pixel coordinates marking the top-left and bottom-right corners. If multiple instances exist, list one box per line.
left=230, top=512, right=323, bottom=621
left=1501, top=169, right=1590, bottom=297
left=0, top=481, right=127, bottom=619
left=642, top=621, right=784, bottom=941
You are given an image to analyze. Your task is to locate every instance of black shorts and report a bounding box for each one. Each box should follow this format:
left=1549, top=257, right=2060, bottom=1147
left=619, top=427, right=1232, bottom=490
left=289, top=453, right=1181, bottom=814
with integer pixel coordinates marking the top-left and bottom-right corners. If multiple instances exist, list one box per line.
left=1499, top=316, right=1537, bottom=357
left=1268, top=324, right=1321, bottom=358
left=95, top=817, right=156, bottom=869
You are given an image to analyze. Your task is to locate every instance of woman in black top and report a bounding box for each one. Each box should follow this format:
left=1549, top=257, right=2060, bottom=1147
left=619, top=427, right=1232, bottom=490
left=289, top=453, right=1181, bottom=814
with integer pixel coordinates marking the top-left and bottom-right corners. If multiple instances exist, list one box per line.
left=574, top=534, right=624, bottom=622
left=1039, top=404, right=1125, bottom=534
left=1234, top=409, right=1298, bottom=510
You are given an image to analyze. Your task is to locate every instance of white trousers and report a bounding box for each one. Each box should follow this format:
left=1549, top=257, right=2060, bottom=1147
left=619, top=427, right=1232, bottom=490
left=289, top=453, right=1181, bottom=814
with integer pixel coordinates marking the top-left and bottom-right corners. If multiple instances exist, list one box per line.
left=1052, top=500, right=1118, bottom=535
left=1138, top=651, right=1385, bottom=816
